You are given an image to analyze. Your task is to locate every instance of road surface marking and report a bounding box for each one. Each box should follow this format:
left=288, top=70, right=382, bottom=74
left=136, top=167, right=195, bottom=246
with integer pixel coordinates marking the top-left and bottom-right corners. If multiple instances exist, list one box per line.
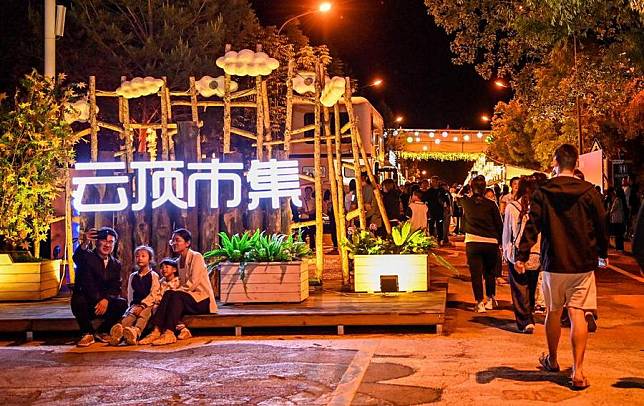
left=607, top=264, right=644, bottom=283
left=326, top=341, right=377, bottom=406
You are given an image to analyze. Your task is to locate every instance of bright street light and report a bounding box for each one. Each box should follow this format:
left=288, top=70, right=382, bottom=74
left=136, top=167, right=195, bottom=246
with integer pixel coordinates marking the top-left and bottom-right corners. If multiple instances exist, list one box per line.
left=277, top=3, right=333, bottom=35
left=395, top=116, right=403, bottom=123
left=360, top=79, right=383, bottom=90
left=494, top=80, right=509, bottom=88
left=481, top=115, right=490, bottom=122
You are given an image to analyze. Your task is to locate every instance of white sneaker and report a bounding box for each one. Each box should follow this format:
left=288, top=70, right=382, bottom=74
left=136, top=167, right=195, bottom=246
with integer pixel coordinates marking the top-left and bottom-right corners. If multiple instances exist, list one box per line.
left=474, top=301, right=487, bottom=313
left=522, top=324, right=535, bottom=334
left=152, top=330, right=177, bottom=346
left=123, top=326, right=139, bottom=345
left=177, top=327, right=192, bottom=340
left=138, top=329, right=162, bottom=345
left=108, top=323, right=123, bottom=346
left=77, top=333, right=95, bottom=347
left=485, top=297, right=498, bottom=310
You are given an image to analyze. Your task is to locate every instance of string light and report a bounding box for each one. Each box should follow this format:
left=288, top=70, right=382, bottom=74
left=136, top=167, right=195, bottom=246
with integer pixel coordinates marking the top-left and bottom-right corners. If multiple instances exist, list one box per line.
left=406, top=136, right=413, bottom=143
left=435, top=139, right=441, bottom=144
left=441, top=131, right=448, bottom=137
left=476, top=131, right=483, bottom=138
left=463, top=135, right=470, bottom=141
left=429, top=131, right=435, bottom=138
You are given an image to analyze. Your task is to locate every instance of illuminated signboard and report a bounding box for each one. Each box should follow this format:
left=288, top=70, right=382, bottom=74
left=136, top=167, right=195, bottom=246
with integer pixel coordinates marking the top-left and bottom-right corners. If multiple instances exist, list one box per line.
left=71, top=159, right=303, bottom=212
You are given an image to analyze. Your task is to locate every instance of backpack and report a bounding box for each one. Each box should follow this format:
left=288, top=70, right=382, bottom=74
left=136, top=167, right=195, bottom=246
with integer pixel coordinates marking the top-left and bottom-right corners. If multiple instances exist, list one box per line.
left=511, top=202, right=541, bottom=271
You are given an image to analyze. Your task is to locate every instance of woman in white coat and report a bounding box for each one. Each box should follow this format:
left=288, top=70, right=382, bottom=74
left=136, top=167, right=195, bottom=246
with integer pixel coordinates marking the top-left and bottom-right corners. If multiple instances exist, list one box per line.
left=139, top=228, right=217, bottom=345
left=503, top=176, right=541, bottom=334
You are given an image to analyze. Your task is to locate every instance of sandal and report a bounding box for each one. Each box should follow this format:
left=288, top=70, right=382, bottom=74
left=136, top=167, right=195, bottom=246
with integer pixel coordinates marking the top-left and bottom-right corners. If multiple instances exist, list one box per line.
left=570, top=376, right=590, bottom=391
left=538, top=353, right=560, bottom=372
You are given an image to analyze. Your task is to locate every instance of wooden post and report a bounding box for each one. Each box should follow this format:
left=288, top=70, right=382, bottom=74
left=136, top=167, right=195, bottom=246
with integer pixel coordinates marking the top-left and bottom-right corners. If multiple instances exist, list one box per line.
left=65, top=171, right=75, bottom=283
left=262, top=80, right=272, bottom=159
left=164, top=78, right=175, bottom=160
left=284, top=59, right=295, bottom=157
left=89, top=76, right=98, bottom=162
left=344, top=83, right=392, bottom=234
left=333, top=103, right=350, bottom=284
left=176, top=121, right=200, bottom=246
left=160, top=77, right=170, bottom=160
left=189, top=76, right=202, bottom=162
left=120, top=77, right=134, bottom=173
left=223, top=44, right=232, bottom=153
left=344, top=79, right=366, bottom=229
left=313, top=63, right=324, bottom=281
left=255, top=76, right=264, bottom=160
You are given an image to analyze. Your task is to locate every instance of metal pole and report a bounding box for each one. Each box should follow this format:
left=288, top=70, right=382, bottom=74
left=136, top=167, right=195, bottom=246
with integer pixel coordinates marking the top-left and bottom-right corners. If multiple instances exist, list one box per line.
left=573, top=34, right=583, bottom=153
left=44, top=0, right=56, bottom=78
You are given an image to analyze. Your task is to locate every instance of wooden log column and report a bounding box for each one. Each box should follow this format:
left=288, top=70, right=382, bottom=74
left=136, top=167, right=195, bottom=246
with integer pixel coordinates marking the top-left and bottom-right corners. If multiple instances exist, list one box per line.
left=333, top=104, right=350, bottom=285
left=343, top=80, right=366, bottom=229
left=89, top=76, right=98, bottom=162
left=284, top=59, right=295, bottom=157
left=313, top=64, right=324, bottom=281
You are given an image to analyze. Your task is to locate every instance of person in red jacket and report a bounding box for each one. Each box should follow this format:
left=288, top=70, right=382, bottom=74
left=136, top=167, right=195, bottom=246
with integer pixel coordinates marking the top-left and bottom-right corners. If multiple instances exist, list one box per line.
left=516, top=144, right=608, bottom=390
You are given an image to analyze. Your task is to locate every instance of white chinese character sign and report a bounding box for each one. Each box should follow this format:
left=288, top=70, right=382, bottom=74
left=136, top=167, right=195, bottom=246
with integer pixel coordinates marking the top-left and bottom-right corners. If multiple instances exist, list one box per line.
left=71, top=159, right=302, bottom=213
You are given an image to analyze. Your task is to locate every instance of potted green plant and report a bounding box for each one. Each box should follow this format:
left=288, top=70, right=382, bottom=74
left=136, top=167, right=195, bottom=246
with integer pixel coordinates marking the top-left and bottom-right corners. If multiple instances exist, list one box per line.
left=204, top=231, right=312, bottom=304
left=0, top=72, right=81, bottom=300
left=344, top=222, right=454, bottom=293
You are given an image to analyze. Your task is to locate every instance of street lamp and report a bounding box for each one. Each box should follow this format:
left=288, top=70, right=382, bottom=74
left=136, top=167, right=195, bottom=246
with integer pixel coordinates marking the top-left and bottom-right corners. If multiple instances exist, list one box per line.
left=481, top=115, right=491, bottom=122
left=494, top=80, right=509, bottom=88
left=277, top=2, right=332, bottom=35
left=395, top=116, right=403, bottom=124
left=359, top=79, right=383, bottom=90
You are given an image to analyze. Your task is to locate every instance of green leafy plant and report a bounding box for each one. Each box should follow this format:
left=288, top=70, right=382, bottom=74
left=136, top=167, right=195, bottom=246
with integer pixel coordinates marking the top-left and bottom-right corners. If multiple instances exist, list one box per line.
left=204, top=230, right=312, bottom=280
left=343, top=221, right=457, bottom=274
left=0, top=71, right=82, bottom=256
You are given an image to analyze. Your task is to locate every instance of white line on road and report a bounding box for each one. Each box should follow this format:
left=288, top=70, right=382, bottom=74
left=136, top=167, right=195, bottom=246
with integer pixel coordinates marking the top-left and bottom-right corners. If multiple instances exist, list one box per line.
left=325, top=341, right=377, bottom=406
left=607, top=264, right=644, bottom=283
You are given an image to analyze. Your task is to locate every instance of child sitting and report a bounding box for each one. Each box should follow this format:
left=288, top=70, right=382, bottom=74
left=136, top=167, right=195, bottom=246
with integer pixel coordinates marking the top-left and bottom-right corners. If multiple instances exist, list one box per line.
left=408, top=190, right=428, bottom=233
left=109, top=245, right=160, bottom=345
left=139, top=258, right=191, bottom=343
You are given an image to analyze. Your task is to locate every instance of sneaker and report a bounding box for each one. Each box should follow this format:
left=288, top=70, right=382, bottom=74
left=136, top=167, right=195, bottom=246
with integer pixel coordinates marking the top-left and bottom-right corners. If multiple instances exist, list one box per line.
left=77, top=333, right=95, bottom=347
left=94, top=332, right=110, bottom=343
left=177, top=327, right=192, bottom=340
left=152, top=330, right=177, bottom=346
left=485, top=297, right=498, bottom=310
left=123, top=326, right=139, bottom=345
left=585, top=312, right=597, bottom=333
left=138, top=329, right=162, bottom=345
left=521, top=324, right=535, bottom=334
left=108, top=323, right=123, bottom=346
left=474, top=301, right=487, bottom=313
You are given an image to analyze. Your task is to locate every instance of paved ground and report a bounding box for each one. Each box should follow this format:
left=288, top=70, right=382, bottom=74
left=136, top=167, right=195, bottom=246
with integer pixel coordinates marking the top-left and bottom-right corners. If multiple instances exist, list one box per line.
left=0, top=241, right=642, bottom=405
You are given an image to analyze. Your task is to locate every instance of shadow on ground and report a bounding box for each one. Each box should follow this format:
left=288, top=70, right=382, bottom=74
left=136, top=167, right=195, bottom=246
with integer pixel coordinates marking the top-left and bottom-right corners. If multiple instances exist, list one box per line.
left=476, top=366, right=572, bottom=388
left=612, top=377, right=644, bottom=389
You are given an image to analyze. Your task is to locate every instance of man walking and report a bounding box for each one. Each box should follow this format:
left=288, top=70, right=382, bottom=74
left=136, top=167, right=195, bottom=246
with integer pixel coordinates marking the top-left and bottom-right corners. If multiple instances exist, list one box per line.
left=71, top=227, right=128, bottom=347
left=515, top=144, right=608, bottom=390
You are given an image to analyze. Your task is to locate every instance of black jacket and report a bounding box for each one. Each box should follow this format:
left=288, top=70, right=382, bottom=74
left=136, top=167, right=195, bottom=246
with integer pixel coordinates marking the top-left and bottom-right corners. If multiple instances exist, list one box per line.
left=633, top=203, right=644, bottom=270
left=459, top=195, right=503, bottom=243
left=517, top=176, right=608, bottom=274
left=72, top=246, right=123, bottom=303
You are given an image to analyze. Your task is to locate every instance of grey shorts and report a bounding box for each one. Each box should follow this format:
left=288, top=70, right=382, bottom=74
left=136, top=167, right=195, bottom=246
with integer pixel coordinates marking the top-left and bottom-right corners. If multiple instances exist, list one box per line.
left=542, top=271, right=597, bottom=311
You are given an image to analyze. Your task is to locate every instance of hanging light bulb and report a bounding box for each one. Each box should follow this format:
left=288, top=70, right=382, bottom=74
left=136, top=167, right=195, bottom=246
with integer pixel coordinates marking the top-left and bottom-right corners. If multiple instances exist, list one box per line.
left=441, top=131, right=448, bottom=137
left=435, top=139, right=441, bottom=144
left=429, top=131, right=435, bottom=138
left=423, top=145, right=428, bottom=151
left=476, top=131, right=483, bottom=138
left=463, top=135, right=471, bottom=141
left=406, top=136, right=414, bottom=143
left=453, top=136, right=459, bottom=142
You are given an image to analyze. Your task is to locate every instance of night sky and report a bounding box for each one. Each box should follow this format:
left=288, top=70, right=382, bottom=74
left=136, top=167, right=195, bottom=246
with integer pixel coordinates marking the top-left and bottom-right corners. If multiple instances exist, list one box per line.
left=251, top=0, right=511, bottom=130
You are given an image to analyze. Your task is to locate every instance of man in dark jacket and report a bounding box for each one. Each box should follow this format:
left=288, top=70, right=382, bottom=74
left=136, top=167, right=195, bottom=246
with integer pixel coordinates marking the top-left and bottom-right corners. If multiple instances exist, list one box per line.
left=633, top=203, right=644, bottom=270
left=71, top=227, right=127, bottom=347
left=516, top=144, right=608, bottom=390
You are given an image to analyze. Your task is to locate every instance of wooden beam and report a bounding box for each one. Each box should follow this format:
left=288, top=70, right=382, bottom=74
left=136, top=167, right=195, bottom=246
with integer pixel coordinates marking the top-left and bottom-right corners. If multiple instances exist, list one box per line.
left=344, top=79, right=366, bottom=229
left=89, top=76, right=98, bottom=162
left=344, top=78, right=391, bottom=234
left=95, top=90, right=119, bottom=97
left=298, top=174, right=315, bottom=183
left=290, top=124, right=316, bottom=136
left=160, top=77, right=170, bottom=160
left=231, top=127, right=257, bottom=140
left=230, top=88, right=257, bottom=100
left=333, top=103, right=350, bottom=283
left=97, top=121, right=123, bottom=133
left=284, top=59, right=294, bottom=156
left=171, top=100, right=257, bottom=108
left=255, top=76, right=264, bottom=160
left=289, top=220, right=316, bottom=230
left=189, top=76, right=202, bottom=162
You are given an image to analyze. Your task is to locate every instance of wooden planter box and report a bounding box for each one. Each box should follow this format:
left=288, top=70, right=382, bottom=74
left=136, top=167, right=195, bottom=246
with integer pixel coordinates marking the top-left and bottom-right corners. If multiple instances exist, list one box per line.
left=0, top=254, right=62, bottom=301
left=219, top=261, right=309, bottom=304
left=354, top=254, right=428, bottom=293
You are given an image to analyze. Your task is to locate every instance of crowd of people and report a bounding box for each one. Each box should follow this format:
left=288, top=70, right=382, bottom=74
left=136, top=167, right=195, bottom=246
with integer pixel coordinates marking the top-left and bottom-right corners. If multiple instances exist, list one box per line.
left=71, top=227, right=216, bottom=347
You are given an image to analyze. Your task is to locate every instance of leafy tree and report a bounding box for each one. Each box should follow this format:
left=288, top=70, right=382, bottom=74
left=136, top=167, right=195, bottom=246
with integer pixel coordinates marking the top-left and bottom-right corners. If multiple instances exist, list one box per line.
left=424, top=0, right=644, bottom=167
left=0, top=71, right=81, bottom=256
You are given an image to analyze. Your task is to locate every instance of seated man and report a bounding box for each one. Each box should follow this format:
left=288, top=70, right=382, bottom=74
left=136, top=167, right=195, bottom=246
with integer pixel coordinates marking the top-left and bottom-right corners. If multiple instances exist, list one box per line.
left=71, top=227, right=128, bottom=347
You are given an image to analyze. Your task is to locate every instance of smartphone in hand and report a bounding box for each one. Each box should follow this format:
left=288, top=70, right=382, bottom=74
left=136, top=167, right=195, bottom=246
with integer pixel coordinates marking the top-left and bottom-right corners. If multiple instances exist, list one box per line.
left=598, top=258, right=607, bottom=268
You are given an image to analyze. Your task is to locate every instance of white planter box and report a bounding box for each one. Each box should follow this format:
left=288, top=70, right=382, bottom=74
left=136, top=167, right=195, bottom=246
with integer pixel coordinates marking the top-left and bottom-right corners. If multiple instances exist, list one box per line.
left=353, top=254, right=428, bottom=293
left=219, top=261, right=309, bottom=304
left=0, top=254, right=62, bottom=301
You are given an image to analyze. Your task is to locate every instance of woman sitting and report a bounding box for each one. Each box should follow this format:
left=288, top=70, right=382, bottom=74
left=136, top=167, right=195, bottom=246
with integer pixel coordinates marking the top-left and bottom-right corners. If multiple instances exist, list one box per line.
left=139, top=228, right=217, bottom=345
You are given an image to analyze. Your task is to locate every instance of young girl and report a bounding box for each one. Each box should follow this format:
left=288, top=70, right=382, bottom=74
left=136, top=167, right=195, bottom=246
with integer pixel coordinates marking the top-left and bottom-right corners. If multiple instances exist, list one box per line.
left=156, top=258, right=191, bottom=340
left=109, top=245, right=160, bottom=346
left=408, top=190, right=428, bottom=233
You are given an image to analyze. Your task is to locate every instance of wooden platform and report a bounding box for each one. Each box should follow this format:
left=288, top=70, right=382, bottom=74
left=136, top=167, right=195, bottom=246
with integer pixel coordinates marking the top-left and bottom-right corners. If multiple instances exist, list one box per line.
left=0, top=286, right=447, bottom=337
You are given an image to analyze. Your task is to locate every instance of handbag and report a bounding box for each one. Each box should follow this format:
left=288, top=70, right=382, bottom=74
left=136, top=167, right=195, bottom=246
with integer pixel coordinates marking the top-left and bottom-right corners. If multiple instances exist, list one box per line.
left=511, top=203, right=541, bottom=271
